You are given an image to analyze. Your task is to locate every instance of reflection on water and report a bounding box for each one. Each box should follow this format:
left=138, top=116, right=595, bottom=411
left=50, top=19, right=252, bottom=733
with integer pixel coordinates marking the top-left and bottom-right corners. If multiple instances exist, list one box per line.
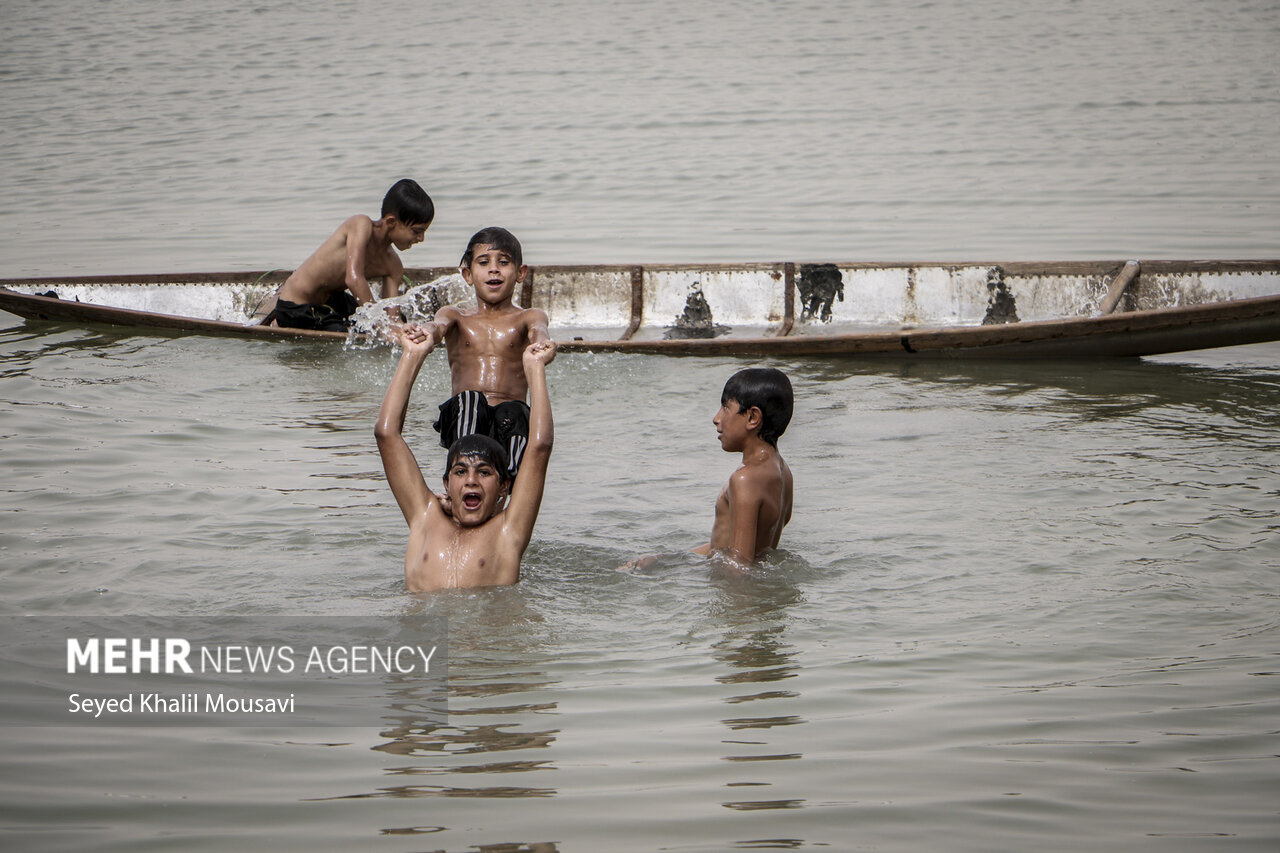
left=792, top=349, right=1280, bottom=428
left=360, top=593, right=562, bottom=803
left=4, top=319, right=1280, bottom=851
left=707, top=564, right=810, bottom=816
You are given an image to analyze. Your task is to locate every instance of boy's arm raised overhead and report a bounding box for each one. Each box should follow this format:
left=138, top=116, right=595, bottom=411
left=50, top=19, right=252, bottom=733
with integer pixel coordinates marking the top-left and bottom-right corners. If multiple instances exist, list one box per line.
left=374, top=329, right=438, bottom=524
left=501, top=340, right=556, bottom=553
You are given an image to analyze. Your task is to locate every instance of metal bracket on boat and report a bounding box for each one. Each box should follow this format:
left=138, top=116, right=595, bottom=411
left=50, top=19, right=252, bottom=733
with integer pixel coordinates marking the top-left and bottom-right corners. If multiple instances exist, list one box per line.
left=622, top=265, right=644, bottom=340
left=779, top=262, right=796, bottom=336
left=521, top=269, right=535, bottom=313
left=1098, top=260, right=1141, bottom=315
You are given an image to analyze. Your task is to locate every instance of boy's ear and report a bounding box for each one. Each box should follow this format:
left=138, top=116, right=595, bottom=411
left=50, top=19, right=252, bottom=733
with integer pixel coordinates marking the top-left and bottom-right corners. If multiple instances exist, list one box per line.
left=517, top=263, right=529, bottom=283
left=745, top=406, right=764, bottom=432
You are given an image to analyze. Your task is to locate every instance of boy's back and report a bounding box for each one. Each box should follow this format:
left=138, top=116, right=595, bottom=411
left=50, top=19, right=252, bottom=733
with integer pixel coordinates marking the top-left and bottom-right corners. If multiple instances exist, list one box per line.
left=281, top=214, right=405, bottom=305
left=273, top=179, right=433, bottom=331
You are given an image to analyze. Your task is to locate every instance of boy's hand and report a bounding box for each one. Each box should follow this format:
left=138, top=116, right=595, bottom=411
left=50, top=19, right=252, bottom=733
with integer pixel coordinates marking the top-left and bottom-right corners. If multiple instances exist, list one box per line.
left=398, top=322, right=437, bottom=355
left=618, top=554, right=659, bottom=572
left=523, top=339, right=556, bottom=369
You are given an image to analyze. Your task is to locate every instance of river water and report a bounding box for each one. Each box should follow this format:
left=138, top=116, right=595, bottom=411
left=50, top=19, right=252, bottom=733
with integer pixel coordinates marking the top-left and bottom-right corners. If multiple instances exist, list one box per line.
left=2, top=1, right=1279, bottom=851
left=2, top=328, right=1278, bottom=851
left=0, top=0, right=1277, bottom=274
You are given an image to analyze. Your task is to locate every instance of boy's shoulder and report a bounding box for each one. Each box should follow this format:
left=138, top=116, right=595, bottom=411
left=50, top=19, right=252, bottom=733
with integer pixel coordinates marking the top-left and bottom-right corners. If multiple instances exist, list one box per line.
left=730, top=450, right=789, bottom=489
left=332, top=213, right=376, bottom=238
left=447, top=304, right=545, bottom=326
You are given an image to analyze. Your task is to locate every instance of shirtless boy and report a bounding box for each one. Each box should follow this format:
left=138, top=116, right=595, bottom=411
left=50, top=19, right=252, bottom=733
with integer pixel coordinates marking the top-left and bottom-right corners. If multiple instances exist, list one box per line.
left=412, top=227, right=554, bottom=478
left=273, top=179, right=434, bottom=331
left=692, top=368, right=795, bottom=565
left=375, top=328, right=556, bottom=592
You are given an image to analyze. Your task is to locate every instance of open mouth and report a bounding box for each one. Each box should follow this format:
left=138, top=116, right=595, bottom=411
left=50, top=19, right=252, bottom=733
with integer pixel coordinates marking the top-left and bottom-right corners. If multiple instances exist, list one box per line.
left=461, top=491, right=483, bottom=511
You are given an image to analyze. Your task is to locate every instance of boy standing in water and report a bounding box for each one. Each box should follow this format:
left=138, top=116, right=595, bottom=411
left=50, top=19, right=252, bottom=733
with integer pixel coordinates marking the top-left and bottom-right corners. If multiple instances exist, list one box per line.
left=692, top=368, right=795, bottom=564
left=411, top=227, right=555, bottom=479
left=272, top=179, right=434, bottom=331
left=375, top=329, right=556, bottom=592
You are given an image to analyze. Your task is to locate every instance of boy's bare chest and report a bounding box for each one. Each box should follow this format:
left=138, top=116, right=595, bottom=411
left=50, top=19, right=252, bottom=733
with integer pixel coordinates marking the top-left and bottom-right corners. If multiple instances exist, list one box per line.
left=451, top=315, right=528, bottom=353
left=407, top=520, right=511, bottom=590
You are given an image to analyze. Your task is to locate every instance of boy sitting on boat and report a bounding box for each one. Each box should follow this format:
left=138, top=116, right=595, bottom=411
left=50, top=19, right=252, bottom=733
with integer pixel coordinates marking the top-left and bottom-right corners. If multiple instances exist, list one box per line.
left=375, top=327, right=556, bottom=592
left=691, top=367, right=794, bottom=565
left=409, top=227, right=555, bottom=480
left=271, top=179, right=434, bottom=331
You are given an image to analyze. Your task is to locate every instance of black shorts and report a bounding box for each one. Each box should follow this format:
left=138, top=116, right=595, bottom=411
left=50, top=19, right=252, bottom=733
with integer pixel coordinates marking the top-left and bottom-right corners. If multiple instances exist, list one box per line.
left=433, top=391, right=531, bottom=479
left=273, top=291, right=358, bottom=332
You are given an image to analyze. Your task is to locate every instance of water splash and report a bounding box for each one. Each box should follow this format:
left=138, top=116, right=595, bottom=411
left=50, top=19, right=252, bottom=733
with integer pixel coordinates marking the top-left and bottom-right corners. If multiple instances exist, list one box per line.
left=344, top=273, right=470, bottom=349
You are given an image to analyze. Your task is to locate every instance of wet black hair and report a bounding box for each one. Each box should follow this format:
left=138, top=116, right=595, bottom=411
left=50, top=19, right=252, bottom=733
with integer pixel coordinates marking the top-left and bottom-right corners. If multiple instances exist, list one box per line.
left=444, top=434, right=511, bottom=484
left=461, top=226, right=523, bottom=268
left=721, top=367, right=794, bottom=447
left=381, top=179, right=435, bottom=227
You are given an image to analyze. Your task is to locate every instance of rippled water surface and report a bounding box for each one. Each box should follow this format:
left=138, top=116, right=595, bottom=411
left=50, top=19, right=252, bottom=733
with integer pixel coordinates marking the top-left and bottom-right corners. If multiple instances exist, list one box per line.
left=2, top=321, right=1278, bottom=851
left=1, top=0, right=1277, bottom=275
left=3, top=0, right=1280, bottom=850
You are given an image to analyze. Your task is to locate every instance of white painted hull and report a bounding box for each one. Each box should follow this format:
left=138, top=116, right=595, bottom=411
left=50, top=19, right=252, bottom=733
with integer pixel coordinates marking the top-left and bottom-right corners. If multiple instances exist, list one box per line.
left=4, top=260, right=1279, bottom=357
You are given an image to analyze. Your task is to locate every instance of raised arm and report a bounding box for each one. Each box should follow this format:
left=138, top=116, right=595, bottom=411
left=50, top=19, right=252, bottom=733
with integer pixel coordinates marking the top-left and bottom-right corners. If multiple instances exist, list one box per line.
left=374, top=331, right=437, bottom=524
left=502, top=340, right=556, bottom=551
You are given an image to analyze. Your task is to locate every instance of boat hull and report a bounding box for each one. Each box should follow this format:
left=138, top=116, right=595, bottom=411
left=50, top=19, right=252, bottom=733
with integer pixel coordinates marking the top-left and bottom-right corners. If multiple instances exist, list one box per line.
left=4, top=259, right=1280, bottom=358
left=0, top=287, right=346, bottom=341
left=555, top=295, right=1280, bottom=358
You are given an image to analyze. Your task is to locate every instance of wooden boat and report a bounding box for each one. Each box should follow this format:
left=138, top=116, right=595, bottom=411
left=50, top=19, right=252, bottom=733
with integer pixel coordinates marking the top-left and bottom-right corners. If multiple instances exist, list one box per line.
left=2, top=259, right=1279, bottom=358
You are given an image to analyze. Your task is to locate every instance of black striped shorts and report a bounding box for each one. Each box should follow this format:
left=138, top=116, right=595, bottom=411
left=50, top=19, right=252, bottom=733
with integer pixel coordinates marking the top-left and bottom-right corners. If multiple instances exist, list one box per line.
left=432, top=390, right=530, bottom=478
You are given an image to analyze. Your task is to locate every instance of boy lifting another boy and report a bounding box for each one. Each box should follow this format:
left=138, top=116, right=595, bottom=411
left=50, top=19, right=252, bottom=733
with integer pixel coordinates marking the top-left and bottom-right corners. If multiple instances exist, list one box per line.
left=410, top=226, right=555, bottom=479
left=375, top=225, right=556, bottom=591
left=376, top=331, right=555, bottom=592
left=273, top=178, right=434, bottom=331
